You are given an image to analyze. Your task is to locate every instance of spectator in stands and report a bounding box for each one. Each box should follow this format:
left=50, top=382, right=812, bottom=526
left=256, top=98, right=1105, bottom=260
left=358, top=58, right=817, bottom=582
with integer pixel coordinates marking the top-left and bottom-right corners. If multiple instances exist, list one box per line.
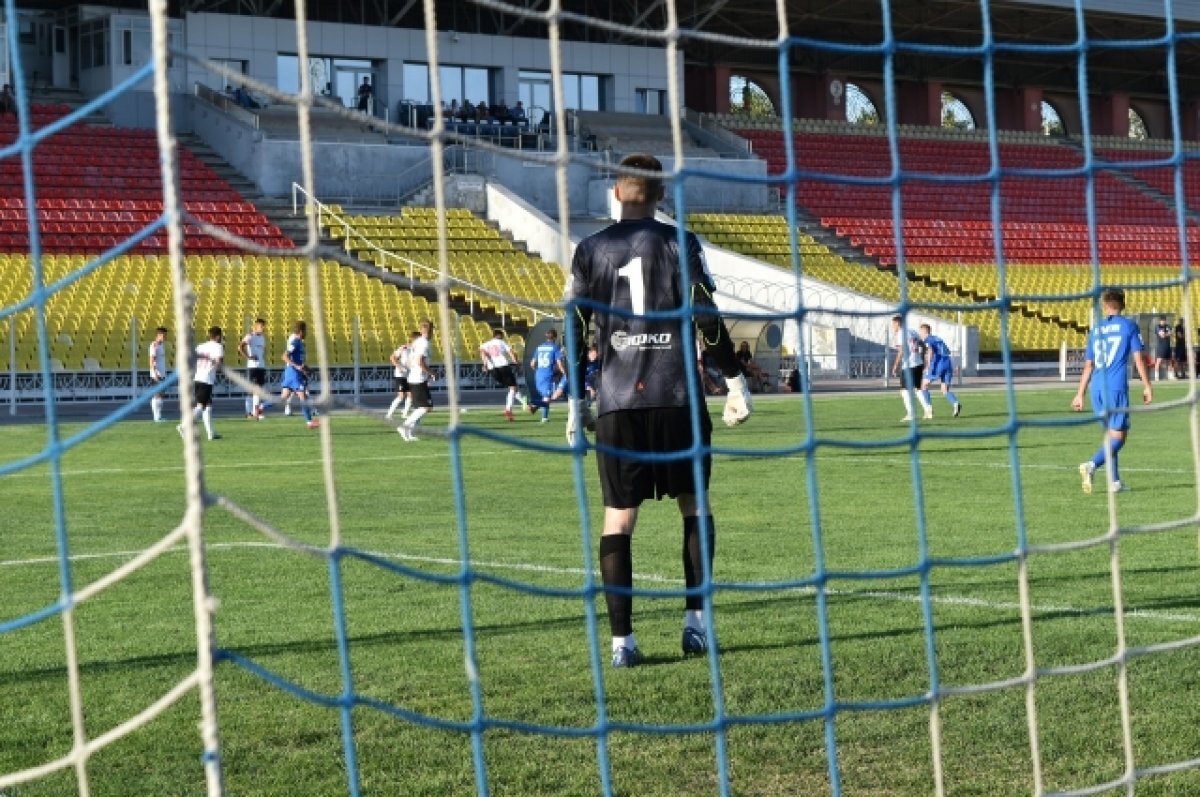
left=471, top=100, right=489, bottom=122
left=736, top=340, right=769, bottom=392
left=230, top=85, right=257, bottom=110
left=460, top=99, right=475, bottom=121
left=356, top=77, right=373, bottom=113
left=446, top=99, right=459, bottom=119
left=511, top=100, right=527, bottom=125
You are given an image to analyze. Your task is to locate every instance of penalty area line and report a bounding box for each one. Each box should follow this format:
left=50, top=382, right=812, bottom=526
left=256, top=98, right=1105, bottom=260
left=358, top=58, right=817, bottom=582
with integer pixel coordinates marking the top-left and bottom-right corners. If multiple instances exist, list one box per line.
left=3, top=540, right=1199, bottom=626
left=0, top=447, right=525, bottom=479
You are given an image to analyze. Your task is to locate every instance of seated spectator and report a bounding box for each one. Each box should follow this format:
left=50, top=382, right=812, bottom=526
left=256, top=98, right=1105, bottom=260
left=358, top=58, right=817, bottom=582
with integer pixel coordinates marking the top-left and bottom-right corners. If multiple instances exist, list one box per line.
left=230, top=85, right=258, bottom=110
left=470, top=99, right=488, bottom=122
left=510, top=100, right=527, bottom=126
left=446, top=99, right=459, bottom=119
left=459, top=99, right=475, bottom=121
left=736, top=340, right=769, bottom=392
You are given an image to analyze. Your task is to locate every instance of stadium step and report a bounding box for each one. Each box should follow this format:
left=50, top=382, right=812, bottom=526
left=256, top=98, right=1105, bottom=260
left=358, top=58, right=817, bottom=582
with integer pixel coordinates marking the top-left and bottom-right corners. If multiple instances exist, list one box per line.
left=178, top=134, right=301, bottom=250
left=291, top=205, right=532, bottom=339
left=795, top=206, right=884, bottom=269
left=1069, top=137, right=1200, bottom=228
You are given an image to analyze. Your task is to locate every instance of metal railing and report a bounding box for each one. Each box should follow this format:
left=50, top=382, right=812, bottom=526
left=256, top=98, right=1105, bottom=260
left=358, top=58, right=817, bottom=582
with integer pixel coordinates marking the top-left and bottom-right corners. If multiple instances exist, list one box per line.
left=290, top=182, right=558, bottom=326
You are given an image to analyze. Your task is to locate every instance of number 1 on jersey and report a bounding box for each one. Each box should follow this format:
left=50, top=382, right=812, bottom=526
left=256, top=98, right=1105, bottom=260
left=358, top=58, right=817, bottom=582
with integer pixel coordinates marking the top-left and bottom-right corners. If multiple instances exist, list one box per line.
left=617, top=257, right=646, bottom=316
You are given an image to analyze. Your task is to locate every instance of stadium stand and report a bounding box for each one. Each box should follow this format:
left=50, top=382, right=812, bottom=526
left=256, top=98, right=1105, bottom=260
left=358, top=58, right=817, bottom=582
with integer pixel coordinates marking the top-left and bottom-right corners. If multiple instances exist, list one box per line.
left=322, top=205, right=562, bottom=326
left=0, top=253, right=495, bottom=371
left=688, top=212, right=1090, bottom=350
left=0, top=106, right=293, bottom=253
left=731, top=124, right=1194, bottom=266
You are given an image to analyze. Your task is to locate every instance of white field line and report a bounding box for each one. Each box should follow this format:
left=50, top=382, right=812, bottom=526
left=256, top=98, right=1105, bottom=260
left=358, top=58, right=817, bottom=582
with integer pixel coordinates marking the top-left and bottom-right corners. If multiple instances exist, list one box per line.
left=3, top=540, right=1200, bottom=625
left=0, top=449, right=523, bottom=479
left=0, top=450, right=1196, bottom=480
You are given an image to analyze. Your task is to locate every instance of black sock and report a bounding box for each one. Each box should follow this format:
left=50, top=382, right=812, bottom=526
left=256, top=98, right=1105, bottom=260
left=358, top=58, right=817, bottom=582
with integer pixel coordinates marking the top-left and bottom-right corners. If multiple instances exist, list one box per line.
left=683, top=516, right=716, bottom=612
left=599, top=535, right=633, bottom=637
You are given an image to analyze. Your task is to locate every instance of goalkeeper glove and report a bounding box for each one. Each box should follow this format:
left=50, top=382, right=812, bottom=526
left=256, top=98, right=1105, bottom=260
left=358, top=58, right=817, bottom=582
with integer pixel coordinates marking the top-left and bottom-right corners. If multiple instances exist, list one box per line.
left=566, top=398, right=595, bottom=447
left=722, top=374, right=753, bottom=427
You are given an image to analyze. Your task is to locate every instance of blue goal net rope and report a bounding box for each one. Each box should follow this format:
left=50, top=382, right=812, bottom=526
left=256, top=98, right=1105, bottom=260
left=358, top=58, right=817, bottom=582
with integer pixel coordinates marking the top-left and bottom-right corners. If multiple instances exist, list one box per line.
left=2, top=0, right=1200, bottom=795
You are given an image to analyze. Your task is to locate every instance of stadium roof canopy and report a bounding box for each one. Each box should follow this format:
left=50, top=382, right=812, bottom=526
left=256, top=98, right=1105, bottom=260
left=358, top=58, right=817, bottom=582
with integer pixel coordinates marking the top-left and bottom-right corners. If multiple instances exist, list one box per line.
left=30, top=0, right=1200, bottom=97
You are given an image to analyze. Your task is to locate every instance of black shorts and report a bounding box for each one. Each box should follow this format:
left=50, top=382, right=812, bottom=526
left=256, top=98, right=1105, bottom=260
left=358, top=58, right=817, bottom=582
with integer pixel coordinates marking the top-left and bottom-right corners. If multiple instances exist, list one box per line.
left=594, top=407, right=712, bottom=509
left=248, top=367, right=267, bottom=387
left=194, top=381, right=214, bottom=407
left=409, top=381, right=433, bottom=409
left=393, top=375, right=409, bottom=393
left=1156, top=343, right=1172, bottom=360
left=902, top=365, right=924, bottom=389
left=489, top=364, right=518, bottom=389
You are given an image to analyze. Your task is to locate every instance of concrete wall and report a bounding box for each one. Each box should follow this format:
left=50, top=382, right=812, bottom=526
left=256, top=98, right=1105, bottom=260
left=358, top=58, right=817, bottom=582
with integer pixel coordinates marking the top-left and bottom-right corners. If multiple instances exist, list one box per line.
left=480, top=152, right=768, bottom=218
left=486, top=182, right=573, bottom=270
left=254, top=139, right=433, bottom=199
left=487, top=152, right=601, bottom=218
left=189, top=95, right=263, bottom=181
left=182, top=12, right=675, bottom=117
left=191, top=95, right=435, bottom=199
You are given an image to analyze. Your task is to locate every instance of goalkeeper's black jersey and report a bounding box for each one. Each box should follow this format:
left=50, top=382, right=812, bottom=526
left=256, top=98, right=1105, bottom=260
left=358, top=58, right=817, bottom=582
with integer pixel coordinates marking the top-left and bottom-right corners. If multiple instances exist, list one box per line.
left=569, top=217, right=715, bottom=417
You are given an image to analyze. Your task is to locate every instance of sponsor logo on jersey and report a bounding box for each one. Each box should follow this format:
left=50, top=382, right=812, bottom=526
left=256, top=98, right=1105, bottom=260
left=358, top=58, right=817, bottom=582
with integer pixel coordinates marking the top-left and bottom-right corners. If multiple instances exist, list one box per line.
left=610, top=330, right=673, bottom=351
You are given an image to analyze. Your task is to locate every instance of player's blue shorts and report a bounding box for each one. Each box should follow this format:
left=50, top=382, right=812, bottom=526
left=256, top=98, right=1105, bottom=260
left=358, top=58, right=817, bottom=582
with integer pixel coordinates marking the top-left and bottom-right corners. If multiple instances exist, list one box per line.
left=926, top=359, right=953, bottom=384
left=281, top=367, right=308, bottom=392
left=535, top=373, right=555, bottom=399
left=1091, top=387, right=1130, bottom=431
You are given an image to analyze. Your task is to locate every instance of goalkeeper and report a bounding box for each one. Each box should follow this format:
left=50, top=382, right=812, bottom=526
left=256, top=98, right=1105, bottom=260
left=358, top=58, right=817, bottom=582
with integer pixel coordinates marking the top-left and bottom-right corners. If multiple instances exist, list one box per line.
left=564, top=152, right=751, bottom=669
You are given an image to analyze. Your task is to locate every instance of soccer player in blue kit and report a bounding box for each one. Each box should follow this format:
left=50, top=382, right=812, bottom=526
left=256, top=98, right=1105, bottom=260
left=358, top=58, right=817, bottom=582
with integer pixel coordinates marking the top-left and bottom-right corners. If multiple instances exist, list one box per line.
left=918, top=323, right=961, bottom=418
left=280, top=320, right=320, bottom=430
left=1072, top=288, right=1153, bottom=494
left=528, top=327, right=565, bottom=423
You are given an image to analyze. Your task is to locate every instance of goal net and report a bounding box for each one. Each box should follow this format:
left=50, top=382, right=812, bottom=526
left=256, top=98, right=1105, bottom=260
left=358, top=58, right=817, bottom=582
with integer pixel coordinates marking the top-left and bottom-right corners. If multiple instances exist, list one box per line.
left=2, top=0, right=1200, bottom=795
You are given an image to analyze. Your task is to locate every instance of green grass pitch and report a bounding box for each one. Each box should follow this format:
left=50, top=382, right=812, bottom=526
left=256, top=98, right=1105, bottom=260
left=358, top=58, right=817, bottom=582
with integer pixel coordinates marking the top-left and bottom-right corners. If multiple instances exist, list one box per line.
left=2, top=386, right=1199, bottom=796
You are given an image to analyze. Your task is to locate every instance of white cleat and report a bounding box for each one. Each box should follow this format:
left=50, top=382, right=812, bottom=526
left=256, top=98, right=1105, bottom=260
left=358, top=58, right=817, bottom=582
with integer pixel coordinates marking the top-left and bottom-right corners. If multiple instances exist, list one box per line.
left=953, top=402, right=962, bottom=418
left=1079, top=462, right=1094, bottom=494
left=901, top=415, right=913, bottom=422
left=1109, top=480, right=1130, bottom=494
left=923, top=410, right=934, bottom=420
